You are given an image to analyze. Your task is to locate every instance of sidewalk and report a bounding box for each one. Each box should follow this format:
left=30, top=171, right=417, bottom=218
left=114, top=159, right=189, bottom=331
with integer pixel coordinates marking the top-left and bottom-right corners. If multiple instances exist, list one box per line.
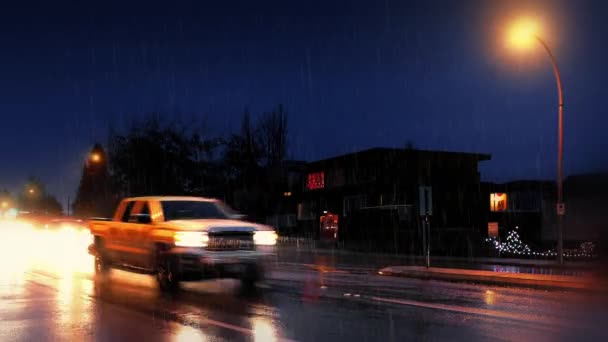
left=378, top=265, right=606, bottom=291
left=277, top=242, right=597, bottom=273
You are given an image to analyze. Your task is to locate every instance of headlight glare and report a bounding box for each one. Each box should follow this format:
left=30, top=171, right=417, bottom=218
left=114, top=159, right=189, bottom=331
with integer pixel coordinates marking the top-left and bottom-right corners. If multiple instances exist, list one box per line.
left=254, top=231, right=277, bottom=246
left=174, top=232, right=208, bottom=247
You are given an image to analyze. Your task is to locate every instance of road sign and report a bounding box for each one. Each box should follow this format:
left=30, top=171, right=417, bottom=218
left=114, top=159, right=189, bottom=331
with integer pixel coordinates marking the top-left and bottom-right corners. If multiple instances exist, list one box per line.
left=556, top=203, right=565, bottom=216
left=419, top=186, right=432, bottom=216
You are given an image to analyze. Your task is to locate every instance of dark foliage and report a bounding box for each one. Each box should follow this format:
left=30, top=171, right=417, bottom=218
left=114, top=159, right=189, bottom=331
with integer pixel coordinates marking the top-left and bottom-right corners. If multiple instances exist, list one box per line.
left=18, top=177, right=63, bottom=215
left=73, top=144, right=114, bottom=218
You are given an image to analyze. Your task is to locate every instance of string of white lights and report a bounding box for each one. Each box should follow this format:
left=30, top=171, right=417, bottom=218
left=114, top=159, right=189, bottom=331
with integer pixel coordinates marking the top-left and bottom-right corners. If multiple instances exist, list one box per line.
left=485, top=228, right=596, bottom=259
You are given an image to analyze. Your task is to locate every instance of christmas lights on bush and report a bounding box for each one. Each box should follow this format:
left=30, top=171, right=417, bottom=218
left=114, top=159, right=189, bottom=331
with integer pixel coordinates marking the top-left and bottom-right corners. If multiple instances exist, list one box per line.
left=485, top=228, right=596, bottom=259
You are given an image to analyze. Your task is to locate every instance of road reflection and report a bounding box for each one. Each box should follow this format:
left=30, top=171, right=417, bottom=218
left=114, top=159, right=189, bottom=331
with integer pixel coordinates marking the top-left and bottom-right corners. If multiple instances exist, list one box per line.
left=0, top=221, right=293, bottom=340
left=483, top=289, right=495, bottom=306
left=252, top=316, right=278, bottom=342
left=172, top=324, right=209, bottom=342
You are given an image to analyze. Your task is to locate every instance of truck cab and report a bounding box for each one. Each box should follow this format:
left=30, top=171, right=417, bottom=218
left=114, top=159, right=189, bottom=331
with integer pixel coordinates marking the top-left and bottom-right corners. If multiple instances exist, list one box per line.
left=89, top=196, right=277, bottom=292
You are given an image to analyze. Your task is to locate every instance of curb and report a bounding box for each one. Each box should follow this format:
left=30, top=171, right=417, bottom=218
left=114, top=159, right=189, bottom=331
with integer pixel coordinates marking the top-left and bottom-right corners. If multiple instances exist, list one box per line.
left=274, top=242, right=596, bottom=270
left=378, top=266, right=603, bottom=292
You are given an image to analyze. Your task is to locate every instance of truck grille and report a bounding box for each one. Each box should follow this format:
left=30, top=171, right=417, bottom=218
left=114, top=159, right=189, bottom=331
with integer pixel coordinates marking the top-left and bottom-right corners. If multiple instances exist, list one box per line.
left=206, top=231, right=254, bottom=251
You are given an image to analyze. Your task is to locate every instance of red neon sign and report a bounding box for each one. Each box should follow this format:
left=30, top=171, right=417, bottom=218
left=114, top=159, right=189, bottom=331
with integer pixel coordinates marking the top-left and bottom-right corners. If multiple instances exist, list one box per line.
left=307, top=172, right=325, bottom=190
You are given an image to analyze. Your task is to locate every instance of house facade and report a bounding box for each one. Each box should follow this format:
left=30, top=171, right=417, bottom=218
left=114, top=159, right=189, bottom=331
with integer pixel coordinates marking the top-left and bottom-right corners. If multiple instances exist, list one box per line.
left=293, top=148, right=491, bottom=256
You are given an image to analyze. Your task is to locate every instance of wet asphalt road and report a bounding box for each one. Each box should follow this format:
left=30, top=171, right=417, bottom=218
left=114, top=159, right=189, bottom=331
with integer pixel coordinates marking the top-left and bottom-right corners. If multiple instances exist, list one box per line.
left=276, top=245, right=594, bottom=277
left=1, top=228, right=607, bottom=341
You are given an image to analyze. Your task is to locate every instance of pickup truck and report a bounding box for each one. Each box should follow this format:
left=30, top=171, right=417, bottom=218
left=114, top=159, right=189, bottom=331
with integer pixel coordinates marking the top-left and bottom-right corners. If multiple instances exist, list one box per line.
left=88, top=196, right=277, bottom=292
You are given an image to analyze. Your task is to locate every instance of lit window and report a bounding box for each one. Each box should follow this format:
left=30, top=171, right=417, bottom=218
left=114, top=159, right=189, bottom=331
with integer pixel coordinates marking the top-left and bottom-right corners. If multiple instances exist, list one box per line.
left=490, top=193, right=508, bottom=212
left=488, top=222, right=499, bottom=237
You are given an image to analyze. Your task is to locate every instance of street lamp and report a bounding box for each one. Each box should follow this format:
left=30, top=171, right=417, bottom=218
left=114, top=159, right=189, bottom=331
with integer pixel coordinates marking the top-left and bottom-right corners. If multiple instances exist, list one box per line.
left=507, top=17, right=565, bottom=264
left=28, top=188, right=35, bottom=195
left=90, top=152, right=102, bottom=163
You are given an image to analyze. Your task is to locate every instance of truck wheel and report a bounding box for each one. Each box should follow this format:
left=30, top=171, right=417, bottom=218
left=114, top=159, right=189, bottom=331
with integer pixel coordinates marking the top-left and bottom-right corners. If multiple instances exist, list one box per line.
left=95, top=255, right=110, bottom=275
left=94, top=238, right=111, bottom=276
left=156, top=254, right=180, bottom=292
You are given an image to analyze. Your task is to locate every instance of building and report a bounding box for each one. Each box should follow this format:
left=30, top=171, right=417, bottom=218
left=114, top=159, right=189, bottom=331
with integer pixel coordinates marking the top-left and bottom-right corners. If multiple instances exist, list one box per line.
left=542, top=173, right=608, bottom=249
left=483, top=180, right=554, bottom=249
left=483, top=173, right=607, bottom=256
left=294, top=147, right=491, bottom=256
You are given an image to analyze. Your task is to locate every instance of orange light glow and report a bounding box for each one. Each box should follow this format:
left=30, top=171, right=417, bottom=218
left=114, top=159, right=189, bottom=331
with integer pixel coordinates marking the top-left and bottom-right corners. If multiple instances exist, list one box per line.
left=172, top=324, right=208, bottom=342
left=0, top=221, right=94, bottom=280
left=488, top=222, right=499, bottom=237
left=484, top=290, right=496, bottom=305
left=507, top=17, right=539, bottom=50
left=490, top=193, right=508, bottom=212
left=320, top=213, right=339, bottom=230
left=90, top=152, right=102, bottom=163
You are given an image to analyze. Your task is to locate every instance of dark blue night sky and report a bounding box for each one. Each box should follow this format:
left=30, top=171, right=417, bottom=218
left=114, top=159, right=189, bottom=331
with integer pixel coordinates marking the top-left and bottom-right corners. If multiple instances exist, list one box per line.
left=0, top=0, right=606, bottom=205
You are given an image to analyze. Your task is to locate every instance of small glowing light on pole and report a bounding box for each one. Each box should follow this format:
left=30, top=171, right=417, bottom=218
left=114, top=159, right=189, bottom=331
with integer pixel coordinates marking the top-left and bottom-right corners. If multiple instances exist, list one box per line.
left=90, top=152, right=102, bottom=163
left=507, top=17, right=539, bottom=50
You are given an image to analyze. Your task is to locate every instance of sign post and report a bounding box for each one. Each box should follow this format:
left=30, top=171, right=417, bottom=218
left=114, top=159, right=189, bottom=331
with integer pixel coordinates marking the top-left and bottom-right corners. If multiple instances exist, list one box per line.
left=419, top=186, right=432, bottom=268
left=556, top=203, right=565, bottom=216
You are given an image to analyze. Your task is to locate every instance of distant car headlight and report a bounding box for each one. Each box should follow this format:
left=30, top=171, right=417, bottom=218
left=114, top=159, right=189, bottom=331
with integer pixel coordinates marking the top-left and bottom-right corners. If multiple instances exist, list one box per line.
left=174, top=232, right=208, bottom=247
left=254, top=230, right=277, bottom=246
left=60, top=223, right=77, bottom=232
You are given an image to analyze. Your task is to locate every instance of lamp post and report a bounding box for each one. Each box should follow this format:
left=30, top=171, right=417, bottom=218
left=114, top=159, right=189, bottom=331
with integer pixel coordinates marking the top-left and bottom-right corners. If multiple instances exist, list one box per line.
left=507, top=18, right=565, bottom=264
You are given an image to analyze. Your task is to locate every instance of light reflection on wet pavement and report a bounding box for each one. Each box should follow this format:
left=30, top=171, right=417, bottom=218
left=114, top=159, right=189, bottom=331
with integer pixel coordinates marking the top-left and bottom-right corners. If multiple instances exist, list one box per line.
left=1, top=225, right=606, bottom=341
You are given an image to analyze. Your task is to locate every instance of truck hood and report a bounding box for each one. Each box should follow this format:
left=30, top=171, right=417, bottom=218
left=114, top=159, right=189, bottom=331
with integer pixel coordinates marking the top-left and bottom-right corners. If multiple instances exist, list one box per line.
left=162, top=219, right=273, bottom=233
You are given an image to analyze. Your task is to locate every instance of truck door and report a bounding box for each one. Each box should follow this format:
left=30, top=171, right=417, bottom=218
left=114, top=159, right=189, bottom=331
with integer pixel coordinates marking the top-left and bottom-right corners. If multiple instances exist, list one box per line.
left=106, top=200, right=135, bottom=263
left=125, top=201, right=153, bottom=268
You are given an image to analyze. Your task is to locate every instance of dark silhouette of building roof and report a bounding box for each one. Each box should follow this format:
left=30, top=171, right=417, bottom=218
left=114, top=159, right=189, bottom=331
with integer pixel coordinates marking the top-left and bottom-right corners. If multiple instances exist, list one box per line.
left=307, top=147, right=491, bottom=166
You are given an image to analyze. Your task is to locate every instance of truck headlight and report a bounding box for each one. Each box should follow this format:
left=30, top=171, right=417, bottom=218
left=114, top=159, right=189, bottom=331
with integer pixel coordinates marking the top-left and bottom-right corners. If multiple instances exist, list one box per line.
left=254, top=231, right=277, bottom=246
left=174, top=232, right=208, bottom=247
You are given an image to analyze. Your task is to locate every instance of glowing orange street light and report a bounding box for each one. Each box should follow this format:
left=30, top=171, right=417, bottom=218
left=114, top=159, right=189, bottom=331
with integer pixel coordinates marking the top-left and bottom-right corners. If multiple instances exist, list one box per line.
left=90, top=152, right=102, bottom=163
left=28, top=188, right=35, bottom=195
left=507, top=17, right=540, bottom=50
left=506, top=17, right=565, bottom=264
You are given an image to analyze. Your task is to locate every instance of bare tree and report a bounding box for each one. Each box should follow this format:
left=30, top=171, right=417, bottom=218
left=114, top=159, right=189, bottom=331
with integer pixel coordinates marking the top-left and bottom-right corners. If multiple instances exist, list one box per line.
left=259, top=104, right=288, bottom=168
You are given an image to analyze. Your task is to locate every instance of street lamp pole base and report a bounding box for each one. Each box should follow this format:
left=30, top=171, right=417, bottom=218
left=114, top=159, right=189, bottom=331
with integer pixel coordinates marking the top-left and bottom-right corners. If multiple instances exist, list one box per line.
left=557, top=205, right=565, bottom=265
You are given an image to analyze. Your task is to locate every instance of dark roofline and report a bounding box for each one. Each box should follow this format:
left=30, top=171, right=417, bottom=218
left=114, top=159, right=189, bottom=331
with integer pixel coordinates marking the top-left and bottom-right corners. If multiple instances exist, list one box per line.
left=484, top=179, right=554, bottom=186
left=283, top=159, right=307, bottom=165
left=307, top=147, right=491, bottom=165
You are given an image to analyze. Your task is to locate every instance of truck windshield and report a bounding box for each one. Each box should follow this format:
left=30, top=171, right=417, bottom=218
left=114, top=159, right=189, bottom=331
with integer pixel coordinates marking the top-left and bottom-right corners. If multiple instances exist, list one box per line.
left=161, top=201, right=229, bottom=221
